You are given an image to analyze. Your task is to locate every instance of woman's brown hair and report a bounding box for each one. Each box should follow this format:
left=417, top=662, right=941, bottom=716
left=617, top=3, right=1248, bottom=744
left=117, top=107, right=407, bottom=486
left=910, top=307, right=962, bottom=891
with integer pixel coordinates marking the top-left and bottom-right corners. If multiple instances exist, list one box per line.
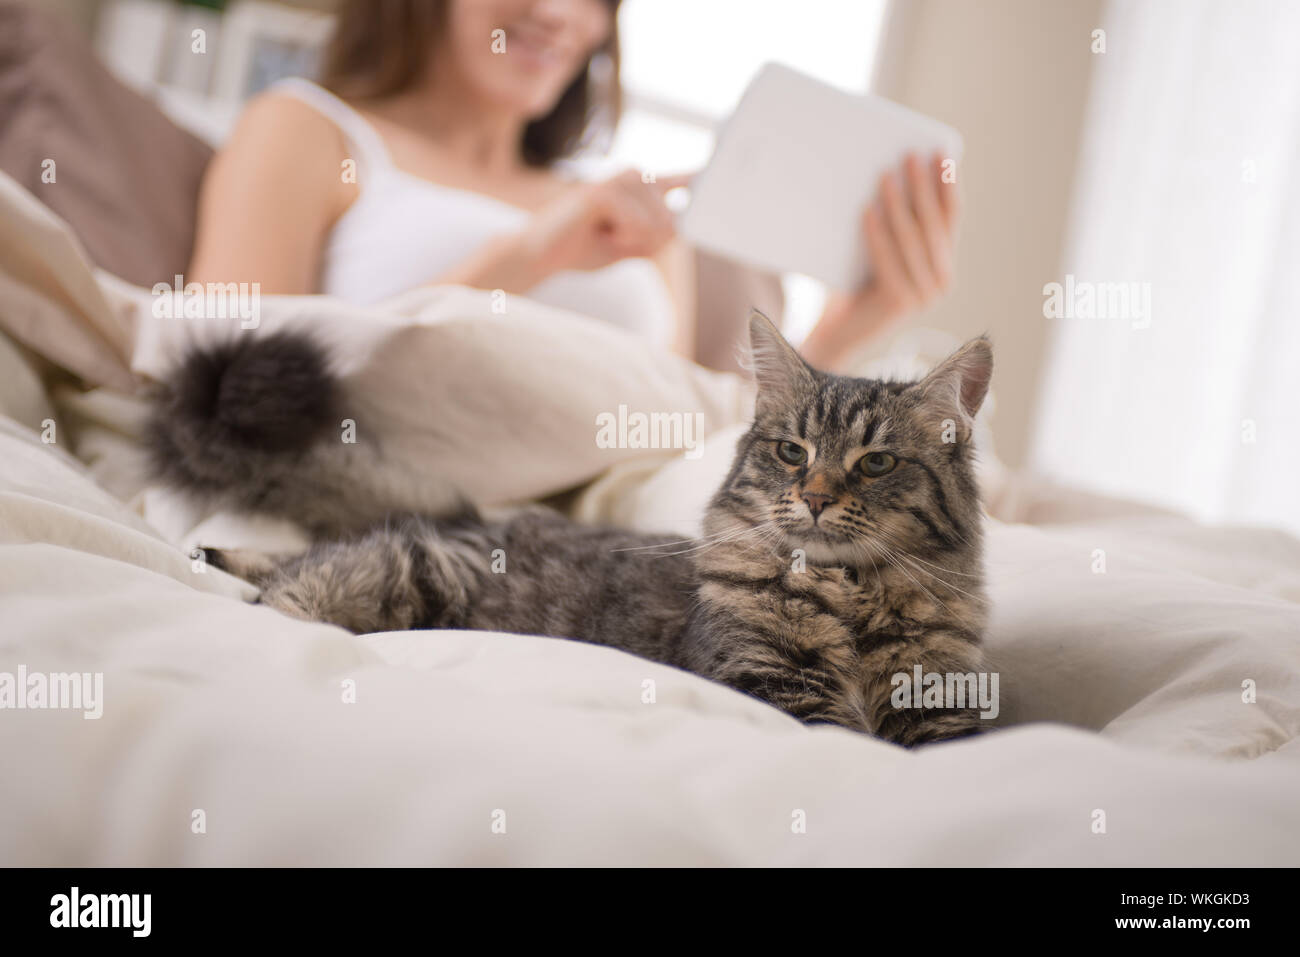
left=318, top=0, right=622, bottom=167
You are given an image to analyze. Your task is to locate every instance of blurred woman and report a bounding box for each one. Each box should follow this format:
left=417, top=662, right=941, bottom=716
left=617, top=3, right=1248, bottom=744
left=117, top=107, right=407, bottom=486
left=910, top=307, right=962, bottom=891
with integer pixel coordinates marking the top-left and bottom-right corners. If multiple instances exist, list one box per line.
left=188, top=0, right=959, bottom=369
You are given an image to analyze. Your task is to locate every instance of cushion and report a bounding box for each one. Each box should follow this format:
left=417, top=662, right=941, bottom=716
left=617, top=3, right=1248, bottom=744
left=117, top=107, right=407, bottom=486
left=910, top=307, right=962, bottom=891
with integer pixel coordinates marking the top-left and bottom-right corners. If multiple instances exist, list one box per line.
left=0, top=1, right=213, bottom=287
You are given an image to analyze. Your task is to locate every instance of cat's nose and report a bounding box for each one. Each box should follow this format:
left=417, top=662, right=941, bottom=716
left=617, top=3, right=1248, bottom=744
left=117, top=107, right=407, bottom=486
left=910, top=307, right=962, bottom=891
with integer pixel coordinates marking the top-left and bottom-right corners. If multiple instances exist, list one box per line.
left=802, top=492, right=834, bottom=518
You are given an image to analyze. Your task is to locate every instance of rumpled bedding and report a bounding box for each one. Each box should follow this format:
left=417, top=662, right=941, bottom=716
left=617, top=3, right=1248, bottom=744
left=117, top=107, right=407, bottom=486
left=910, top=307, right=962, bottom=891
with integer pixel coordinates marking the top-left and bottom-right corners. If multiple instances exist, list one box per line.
left=1, top=170, right=1298, bottom=866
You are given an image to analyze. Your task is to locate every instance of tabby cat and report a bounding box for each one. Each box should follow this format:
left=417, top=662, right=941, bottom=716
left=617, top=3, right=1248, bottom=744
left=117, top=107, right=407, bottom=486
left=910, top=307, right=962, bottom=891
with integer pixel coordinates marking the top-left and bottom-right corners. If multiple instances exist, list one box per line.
left=150, top=314, right=993, bottom=746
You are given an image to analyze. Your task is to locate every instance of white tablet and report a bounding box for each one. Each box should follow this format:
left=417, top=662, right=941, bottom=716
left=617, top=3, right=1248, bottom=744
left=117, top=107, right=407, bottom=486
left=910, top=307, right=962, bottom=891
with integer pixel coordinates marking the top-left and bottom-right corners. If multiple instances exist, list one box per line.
left=679, top=62, right=963, bottom=291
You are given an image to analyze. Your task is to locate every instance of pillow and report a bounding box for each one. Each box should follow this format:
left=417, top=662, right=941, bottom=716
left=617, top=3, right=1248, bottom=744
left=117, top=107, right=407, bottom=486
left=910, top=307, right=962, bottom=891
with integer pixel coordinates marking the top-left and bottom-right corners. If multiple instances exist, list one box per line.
left=0, top=1, right=213, bottom=287
left=130, top=284, right=755, bottom=542
left=0, top=328, right=54, bottom=427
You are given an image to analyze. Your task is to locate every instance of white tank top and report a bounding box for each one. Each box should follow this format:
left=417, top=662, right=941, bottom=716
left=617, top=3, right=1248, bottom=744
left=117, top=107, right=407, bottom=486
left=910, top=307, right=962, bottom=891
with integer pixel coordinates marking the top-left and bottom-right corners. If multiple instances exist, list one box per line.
left=271, top=78, right=676, bottom=347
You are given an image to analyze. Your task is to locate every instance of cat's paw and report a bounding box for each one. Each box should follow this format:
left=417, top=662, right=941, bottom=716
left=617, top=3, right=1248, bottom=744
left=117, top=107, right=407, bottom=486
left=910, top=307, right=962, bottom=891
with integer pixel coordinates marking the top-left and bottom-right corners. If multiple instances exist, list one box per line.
left=877, top=710, right=989, bottom=748
left=192, top=545, right=281, bottom=585
left=195, top=546, right=232, bottom=573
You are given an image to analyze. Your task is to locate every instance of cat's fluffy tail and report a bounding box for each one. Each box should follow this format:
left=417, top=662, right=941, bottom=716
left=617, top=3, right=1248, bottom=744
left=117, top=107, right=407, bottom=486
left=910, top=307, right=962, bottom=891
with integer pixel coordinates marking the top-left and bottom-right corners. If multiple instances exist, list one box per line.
left=147, top=330, right=457, bottom=534
left=149, top=331, right=341, bottom=476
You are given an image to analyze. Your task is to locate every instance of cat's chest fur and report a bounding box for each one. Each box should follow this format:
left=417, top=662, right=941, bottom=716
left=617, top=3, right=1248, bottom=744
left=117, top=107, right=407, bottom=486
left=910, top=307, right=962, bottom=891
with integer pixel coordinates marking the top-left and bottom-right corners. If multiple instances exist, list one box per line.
left=676, top=537, right=987, bottom=735
left=688, top=542, right=970, bottom=659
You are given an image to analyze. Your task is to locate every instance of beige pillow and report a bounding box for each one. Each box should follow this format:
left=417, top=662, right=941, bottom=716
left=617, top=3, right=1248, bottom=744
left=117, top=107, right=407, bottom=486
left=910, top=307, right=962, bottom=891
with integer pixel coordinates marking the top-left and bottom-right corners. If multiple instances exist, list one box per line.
left=133, top=284, right=754, bottom=519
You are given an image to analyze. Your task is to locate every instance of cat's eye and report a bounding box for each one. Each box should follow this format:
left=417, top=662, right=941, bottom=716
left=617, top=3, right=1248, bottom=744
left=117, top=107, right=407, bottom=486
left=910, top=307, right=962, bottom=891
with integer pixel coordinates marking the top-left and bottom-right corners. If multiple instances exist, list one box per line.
left=857, top=452, right=898, bottom=477
left=775, top=441, right=808, bottom=466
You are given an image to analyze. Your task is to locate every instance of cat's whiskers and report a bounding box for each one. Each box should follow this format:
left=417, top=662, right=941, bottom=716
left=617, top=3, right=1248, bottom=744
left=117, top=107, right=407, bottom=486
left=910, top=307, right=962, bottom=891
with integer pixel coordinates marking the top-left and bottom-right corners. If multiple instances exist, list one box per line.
left=610, top=519, right=762, bottom=555
left=610, top=536, right=705, bottom=552
left=833, top=536, right=894, bottom=595
left=833, top=536, right=888, bottom=594
left=871, top=541, right=958, bottom=618
left=709, top=519, right=786, bottom=559
left=631, top=519, right=783, bottom=558
left=866, top=528, right=988, bottom=606
left=893, top=552, right=988, bottom=605
left=867, top=532, right=982, bottom=578
left=864, top=545, right=885, bottom=593
left=843, top=528, right=986, bottom=609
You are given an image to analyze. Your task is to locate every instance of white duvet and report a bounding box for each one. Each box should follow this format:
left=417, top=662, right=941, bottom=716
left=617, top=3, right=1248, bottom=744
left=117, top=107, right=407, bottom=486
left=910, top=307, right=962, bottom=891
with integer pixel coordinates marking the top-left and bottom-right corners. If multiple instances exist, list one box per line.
left=1, top=171, right=1299, bottom=866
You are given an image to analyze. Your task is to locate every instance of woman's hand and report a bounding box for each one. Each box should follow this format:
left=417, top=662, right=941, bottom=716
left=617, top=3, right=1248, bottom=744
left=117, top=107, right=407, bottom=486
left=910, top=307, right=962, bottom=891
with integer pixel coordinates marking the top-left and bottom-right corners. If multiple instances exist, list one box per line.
left=522, top=169, right=689, bottom=277
left=437, top=169, right=688, bottom=294
left=801, top=152, right=961, bottom=370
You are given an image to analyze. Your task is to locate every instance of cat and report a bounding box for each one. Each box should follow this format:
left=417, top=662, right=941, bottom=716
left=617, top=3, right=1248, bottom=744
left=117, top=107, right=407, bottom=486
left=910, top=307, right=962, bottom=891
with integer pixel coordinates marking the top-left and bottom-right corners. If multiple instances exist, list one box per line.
left=149, top=314, right=993, bottom=746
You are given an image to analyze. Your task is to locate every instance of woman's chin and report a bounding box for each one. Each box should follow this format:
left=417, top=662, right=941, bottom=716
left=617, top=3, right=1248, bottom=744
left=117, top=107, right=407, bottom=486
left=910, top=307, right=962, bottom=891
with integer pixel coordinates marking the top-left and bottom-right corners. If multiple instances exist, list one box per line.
left=478, top=74, right=577, bottom=118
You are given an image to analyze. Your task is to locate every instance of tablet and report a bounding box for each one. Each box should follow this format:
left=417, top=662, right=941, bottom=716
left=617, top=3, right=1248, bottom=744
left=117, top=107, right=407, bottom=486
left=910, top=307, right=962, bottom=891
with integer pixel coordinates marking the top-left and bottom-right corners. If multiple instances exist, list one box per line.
left=678, top=62, right=963, bottom=291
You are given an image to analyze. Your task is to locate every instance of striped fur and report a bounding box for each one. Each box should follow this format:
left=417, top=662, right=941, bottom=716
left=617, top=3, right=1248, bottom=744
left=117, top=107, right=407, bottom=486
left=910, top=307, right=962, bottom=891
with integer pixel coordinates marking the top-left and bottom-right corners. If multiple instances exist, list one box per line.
left=147, top=331, right=462, bottom=535
left=198, top=314, right=993, bottom=746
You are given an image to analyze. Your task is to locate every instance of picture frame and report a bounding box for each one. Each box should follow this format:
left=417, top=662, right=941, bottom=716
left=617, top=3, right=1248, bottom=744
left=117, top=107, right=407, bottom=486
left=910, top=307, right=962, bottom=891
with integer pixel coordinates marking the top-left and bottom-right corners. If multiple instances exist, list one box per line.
left=210, top=0, right=335, bottom=103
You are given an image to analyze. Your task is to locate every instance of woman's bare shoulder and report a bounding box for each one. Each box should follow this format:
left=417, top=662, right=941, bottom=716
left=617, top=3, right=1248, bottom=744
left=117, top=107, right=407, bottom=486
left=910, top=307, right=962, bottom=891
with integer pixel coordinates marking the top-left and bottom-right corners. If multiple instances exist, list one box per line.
left=223, top=89, right=348, bottom=161
left=198, top=88, right=355, bottom=240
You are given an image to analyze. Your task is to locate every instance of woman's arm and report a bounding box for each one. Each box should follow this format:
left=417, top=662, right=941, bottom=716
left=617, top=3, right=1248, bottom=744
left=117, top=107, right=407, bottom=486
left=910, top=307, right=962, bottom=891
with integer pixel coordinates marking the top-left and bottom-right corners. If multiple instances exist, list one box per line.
left=801, top=152, right=961, bottom=370
left=187, top=94, right=353, bottom=291
left=434, top=170, right=695, bottom=353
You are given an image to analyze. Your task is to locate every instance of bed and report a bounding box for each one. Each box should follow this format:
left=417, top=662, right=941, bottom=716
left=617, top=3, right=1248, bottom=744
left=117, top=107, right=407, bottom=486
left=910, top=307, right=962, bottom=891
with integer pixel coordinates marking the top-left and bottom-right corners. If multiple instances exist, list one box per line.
left=1, top=5, right=1298, bottom=867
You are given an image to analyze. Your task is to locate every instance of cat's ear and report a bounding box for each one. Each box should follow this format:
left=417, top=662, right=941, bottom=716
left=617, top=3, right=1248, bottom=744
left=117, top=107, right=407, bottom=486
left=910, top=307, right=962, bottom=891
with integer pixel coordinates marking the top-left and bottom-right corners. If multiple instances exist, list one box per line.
left=748, top=309, right=815, bottom=414
left=915, top=336, right=993, bottom=424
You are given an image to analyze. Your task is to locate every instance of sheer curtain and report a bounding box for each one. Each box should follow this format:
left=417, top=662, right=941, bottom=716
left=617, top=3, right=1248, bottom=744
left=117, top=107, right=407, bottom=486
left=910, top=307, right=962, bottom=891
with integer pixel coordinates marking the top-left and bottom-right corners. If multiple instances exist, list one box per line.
left=1029, top=0, right=1300, bottom=535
